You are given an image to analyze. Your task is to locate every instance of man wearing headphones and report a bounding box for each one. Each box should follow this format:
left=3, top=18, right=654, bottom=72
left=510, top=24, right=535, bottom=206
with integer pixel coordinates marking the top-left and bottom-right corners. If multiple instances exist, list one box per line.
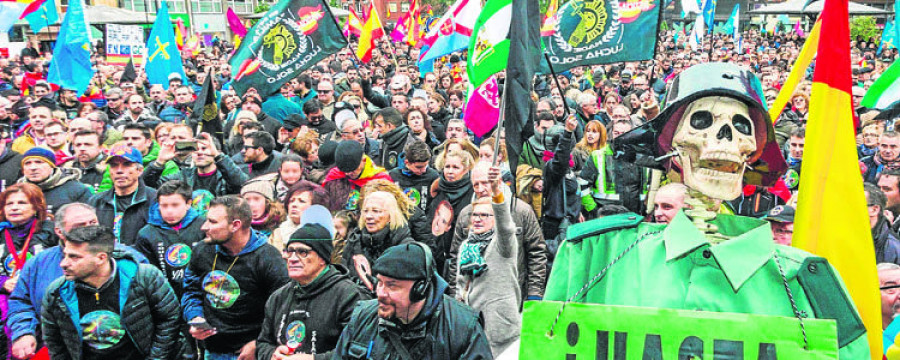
left=332, top=243, right=493, bottom=359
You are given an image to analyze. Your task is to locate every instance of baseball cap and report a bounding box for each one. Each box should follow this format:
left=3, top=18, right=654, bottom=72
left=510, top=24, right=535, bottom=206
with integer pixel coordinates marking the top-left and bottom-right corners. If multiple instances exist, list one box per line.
left=108, top=145, right=143, bottom=165
left=763, top=205, right=795, bottom=223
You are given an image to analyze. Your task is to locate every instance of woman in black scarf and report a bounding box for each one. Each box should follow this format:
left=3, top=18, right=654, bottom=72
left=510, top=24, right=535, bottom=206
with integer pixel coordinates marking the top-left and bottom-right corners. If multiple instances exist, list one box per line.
left=428, top=149, right=475, bottom=276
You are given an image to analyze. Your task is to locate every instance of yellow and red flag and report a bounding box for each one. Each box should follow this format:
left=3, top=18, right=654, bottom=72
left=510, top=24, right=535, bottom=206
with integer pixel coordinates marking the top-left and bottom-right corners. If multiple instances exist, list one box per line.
left=344, top=7, right=363, bottom=37
left=356, top=2, right=384, bottom=63
left=769, top=17, right=821, bottom=123
left=793, top=0, right=881, bottom=358
left=540, top=0, right=558, bottom=36
left=174, top=19, right=185, bottom=49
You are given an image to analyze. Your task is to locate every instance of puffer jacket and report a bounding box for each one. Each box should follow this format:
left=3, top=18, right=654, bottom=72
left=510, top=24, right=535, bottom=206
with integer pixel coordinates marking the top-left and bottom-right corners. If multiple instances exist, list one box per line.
left=40, top=252, right=183, bottom=360
left=331, top=275, right=492, bottom=360
left=134, top=205, right=206, bottom=298
left=257, top=265, right=368, bottom=360
left=21, top=168, right=93, bottom=213
left=142, top=153, right=249, bottom=196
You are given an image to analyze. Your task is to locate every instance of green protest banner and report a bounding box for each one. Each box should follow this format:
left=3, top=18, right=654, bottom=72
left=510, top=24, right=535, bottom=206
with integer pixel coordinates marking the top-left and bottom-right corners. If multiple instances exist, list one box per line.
left=520, top=301, right=839, bottom=359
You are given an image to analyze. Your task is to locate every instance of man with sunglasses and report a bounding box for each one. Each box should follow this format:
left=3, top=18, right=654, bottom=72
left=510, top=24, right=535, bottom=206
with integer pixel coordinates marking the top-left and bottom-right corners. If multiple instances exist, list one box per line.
left=257, top=208, right=367, bottom=360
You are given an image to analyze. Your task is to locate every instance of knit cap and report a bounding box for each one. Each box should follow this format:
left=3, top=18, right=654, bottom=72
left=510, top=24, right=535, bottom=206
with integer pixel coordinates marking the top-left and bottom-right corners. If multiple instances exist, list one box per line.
left=22, top=147, right=56, bottom=168
left=241, top=179, right=276, bottom=202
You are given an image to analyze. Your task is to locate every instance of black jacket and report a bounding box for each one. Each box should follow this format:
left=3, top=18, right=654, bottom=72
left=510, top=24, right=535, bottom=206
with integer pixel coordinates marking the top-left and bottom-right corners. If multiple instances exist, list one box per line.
left=428, top=108, right=452, bottom=142
left=257, top=265, right=368, bottom=360
left=542, top=130, right=580, bottom=222
left=388, top=167, right=440, bottom=213
left=62, top=153, right=108, bottom=190
left=343, top=226, right=414, bottom=284
left=0, top=147, right=22, bottom=188
left=332, top=275, right=492, bottom=360
left=134, top=205, right=206, bottom=298
left=874, top=217, right=900, bottom=265
left=378, top=125, right=411, bottom=171
left=41, top=252, right=183, bottom=360
left=143, top=153, right=249, bottom=196
left=233, top=150, right=284, bottom=178
left=24, top=168, right=93, bottom=213
left=87, top=182, right=157, bottom=246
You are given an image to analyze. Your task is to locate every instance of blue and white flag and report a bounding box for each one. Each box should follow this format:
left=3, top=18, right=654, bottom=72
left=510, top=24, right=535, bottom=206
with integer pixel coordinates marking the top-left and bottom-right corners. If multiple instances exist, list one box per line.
left=146, top=2, right=186, bottom=89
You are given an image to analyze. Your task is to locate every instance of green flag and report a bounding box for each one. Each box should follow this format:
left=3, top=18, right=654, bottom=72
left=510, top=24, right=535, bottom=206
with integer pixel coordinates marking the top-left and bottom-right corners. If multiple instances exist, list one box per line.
left=230, top=0, right=347, bottom=96
left=466, top=0, right=512, bottom=90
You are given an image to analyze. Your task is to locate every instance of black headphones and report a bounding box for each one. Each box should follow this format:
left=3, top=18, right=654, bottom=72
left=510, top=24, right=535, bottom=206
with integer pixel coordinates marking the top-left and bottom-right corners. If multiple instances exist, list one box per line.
left=408, top=242, right=434, bottom=303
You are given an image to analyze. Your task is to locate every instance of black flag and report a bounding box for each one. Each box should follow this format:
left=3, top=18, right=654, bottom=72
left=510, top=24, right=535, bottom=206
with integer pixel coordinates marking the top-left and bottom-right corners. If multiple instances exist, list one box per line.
left=121, top=58, right=137, bottom=83
left=190, top=69, right=222, bottom=142
left=504, top=0, right=541, bottom=184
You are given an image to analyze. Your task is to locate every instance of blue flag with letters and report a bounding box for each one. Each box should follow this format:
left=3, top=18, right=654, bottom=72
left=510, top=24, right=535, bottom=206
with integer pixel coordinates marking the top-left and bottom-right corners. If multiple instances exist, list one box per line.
left=47, top=0, right=93, bottom=94
left=146, top=2, right=185, bottom=89
left=24, top=0, right=59, bottom=34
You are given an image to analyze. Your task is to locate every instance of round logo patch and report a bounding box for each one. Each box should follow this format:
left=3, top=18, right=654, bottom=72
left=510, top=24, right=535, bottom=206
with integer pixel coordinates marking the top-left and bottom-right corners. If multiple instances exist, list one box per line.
left=165, top=243, right=192, bottom=268
left=285, top=320, right=306, bottom=346
left=80, top=310, right=125, bottom=350
left=783, top=169, right=800, bottom=190
left=345, top=189, right=361, bottom=211
left=3, top=252, right=31, bottom=274
left=404, top=188, right=421, bottom=206
left=203, top=270, right=241, bottom=309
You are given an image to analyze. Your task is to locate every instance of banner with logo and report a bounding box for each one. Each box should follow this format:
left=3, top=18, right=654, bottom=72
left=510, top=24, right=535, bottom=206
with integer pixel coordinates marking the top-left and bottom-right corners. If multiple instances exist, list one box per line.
left=541, top=0, right=661, bottom=73
left=106, top=24, right=146, bottom=66
left=230, top=0, right=347, bottom=96
left=520, top=301, right=839, bottom=359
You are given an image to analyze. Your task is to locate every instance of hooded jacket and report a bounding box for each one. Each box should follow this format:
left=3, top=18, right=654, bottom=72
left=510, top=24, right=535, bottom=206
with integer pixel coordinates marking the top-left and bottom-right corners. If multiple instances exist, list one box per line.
left=331, top=275, right=492, bottom=360
left=87, top=181, right=157, bottom=246
left=8, top=245, right=148, bottom=348
left=181, top=230, right=291, bottom=353
left=257, top=265, right=368, bottom=360
left=388, top=166, right=440, bottom=213
left=378, top=125, right=411, bottom=171
left=41, top=252, right=183, bottom=360
left=0, top=147, right=22, bottom=188
left=135, top=205, right=206, bottom=298
left=322, top=156, right=393, bottom=212
left=143, top=153, right=249, bottom=196
left=22, top=168, right=93, bottom=212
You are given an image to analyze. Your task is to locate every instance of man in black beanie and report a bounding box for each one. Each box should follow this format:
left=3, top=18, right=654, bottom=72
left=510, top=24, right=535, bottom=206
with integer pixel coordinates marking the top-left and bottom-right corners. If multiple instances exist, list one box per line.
left=333, top=243, right=493, bottom=360
left=257, top=206, right=368, bottom=360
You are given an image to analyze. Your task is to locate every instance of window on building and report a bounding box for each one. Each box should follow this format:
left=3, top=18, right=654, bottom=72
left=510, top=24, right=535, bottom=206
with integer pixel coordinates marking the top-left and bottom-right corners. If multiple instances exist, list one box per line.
left=401, top=1, right=408, bottom=12
left=388, top=2, right=397, bottom=13
left=230, top=0, right=251, bottom=13
left=164, top=0, right=186, bottom=12
left=191, top=0, right=221, bottom=13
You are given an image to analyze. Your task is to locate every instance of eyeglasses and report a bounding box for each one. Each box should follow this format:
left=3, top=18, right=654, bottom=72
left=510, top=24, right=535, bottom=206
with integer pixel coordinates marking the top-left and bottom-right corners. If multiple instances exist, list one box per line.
left=471, top=212, right=494, bottom=220
left=309, top=115, right=325, bottom=123
left=318, top=90, right=333, bottom=94
left=283, top=247, right=313, bottom=259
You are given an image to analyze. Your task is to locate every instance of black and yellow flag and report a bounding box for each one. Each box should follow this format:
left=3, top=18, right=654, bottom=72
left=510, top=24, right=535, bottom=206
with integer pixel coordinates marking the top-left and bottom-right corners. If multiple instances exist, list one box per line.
left=190, top=69, right=222, bottom=142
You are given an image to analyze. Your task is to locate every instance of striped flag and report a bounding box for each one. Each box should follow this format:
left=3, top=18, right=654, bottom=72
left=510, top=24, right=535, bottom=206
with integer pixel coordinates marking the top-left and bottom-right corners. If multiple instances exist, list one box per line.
left=861, top=58, right=900, bottom=110
left=793, top=0, right=881, bottom=359
left=540, top=0, right=558, bottom=36
left=356, top=2, right=383, bottom=63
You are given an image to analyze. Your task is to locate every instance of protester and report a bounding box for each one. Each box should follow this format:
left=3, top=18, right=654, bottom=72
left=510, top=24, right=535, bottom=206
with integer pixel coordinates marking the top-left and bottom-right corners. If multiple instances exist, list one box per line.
left=652, top=182, right=689, bottom=224
left=241, top=178, right=285, bottom=238
left=19, top=146, right=92, bottom=211
left=322, top=140, right=392, bottom=212
left=880, top=263, right=900, bottom=330
left=144, top=132, right=248, bottom=196
left=41, top=225, right=182, bottom=359
left=269, top=181, right=327, bottom=250
left=88, top=145, right=156, bottom=245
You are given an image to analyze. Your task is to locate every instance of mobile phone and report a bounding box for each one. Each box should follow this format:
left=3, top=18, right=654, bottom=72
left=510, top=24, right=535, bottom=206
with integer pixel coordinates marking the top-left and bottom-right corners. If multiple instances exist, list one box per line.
left=188, top=318, right=215, bottom=331
left=175, top=141, right=198, bottom=152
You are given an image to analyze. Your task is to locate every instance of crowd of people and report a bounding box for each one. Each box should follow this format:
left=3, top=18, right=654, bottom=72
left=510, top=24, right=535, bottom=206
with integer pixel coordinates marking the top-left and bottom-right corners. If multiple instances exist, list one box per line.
left=0, top=20, right=893, bottom=359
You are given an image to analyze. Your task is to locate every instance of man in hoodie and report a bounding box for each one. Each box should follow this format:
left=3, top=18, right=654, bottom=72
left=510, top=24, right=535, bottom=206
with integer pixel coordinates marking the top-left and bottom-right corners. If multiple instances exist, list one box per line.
left=88, top=145, right=157, bottom=246
left=184, top=196, right=291, bottom=359
left=144, top=132, right=248, bottom=196
left=257, top=212, right=367, bottom=360
left=20, top=147, right=92, bottom=212
left=8, top=202, right=149, bottom=360
left=389, top=140, right=439, bottom=213
left=332, top=243, right=492, bottom=359
left=372, top=108, right=410, bottom=171
left=41, top=225, right=183, bottom=360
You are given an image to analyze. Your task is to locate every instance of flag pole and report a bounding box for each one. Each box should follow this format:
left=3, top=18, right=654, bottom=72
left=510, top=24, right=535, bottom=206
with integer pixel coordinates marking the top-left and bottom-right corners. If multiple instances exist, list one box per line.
left=492, top=73, right=508, bottom=165
left=543, top=52, right=571, bottom=118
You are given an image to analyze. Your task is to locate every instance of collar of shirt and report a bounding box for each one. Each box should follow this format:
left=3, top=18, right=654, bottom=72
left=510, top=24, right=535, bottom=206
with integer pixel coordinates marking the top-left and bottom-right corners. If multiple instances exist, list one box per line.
left=663, top=211, right=775, bottom=292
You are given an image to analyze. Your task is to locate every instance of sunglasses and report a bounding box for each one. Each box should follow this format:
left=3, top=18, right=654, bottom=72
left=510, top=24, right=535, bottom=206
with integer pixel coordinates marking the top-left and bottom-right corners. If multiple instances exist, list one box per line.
left=243, top=145, right=259, bottom=150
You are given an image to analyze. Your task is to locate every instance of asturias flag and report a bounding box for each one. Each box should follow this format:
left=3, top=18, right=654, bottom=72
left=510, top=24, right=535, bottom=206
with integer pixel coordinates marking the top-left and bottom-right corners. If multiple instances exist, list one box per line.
left=23, top=0, right=58, bottom=33
left=47, top=0, right=93, bottom=93
left=146, top=2, right=186, bottom=89
left=794, top=0, right=882, bottom=357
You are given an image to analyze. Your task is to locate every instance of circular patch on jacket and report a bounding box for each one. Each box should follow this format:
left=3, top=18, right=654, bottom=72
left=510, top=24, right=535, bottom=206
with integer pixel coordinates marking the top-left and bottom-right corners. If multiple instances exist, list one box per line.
left=404, top=188, right=421, bottom=206
left=387, top=151, right=398, bottom=168
left=783, top=169, right=800, bottom=189
left=80, top=310, right=125, bottom=350
left=3, top=252, right=31, bottom=274
left=285, top=320, right=306, bottom=346
left=192, top=190, right=215, bottom=217
left=345, top=190, right=360, bottom=211
left=203, top=270, right=241, bottom=309
left=165, top=244, right=192, bottom=268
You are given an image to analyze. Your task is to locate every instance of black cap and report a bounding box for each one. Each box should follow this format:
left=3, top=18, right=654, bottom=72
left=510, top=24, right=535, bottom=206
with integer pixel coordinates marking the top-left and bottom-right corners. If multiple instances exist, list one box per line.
left=287, top=223, right=333, bottom=263
left=372, top=244, right=429, bottom=281
left=318, top=140, right=338, bottom=167
left=763, top=205, right=795, bottom=223
left=335, top=140, right=364, bottom=173
left=283, top=113, right=306, bottom=131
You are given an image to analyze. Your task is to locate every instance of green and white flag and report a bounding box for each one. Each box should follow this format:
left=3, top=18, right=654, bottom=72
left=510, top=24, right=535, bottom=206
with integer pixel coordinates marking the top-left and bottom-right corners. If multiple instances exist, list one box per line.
left=862, top=59, right=900, bottom=110
left=467, top=0, right=512, bottom=90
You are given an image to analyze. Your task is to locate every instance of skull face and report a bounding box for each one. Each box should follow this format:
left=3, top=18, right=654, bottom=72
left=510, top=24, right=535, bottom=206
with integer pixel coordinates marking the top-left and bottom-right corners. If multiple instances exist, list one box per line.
left=672, top=96, right=757, bottom=200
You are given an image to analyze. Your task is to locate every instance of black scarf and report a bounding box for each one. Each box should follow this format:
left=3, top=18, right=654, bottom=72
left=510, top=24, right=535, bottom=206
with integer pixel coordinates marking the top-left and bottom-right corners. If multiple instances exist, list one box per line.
left=435, top=173, right=474, bottom=212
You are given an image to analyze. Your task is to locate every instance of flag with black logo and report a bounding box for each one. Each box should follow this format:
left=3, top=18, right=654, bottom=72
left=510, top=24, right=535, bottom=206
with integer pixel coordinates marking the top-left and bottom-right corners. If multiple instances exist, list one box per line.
left=190, top=69, right=222, bottom=141
left=230, top=0, right=347, bottom=96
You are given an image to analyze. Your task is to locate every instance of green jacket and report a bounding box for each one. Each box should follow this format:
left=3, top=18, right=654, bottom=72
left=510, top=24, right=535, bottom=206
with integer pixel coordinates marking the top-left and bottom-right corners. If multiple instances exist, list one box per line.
left=98, top=142, right=179, bottom=193
left=545, top=211, right=869, bottom=359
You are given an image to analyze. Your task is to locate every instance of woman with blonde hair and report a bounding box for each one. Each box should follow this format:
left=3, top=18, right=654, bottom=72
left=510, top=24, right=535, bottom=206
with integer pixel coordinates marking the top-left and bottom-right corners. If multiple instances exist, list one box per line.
left=429, top=149, right=476, bottom=274
left=343, top=189, right=414, bottom=291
